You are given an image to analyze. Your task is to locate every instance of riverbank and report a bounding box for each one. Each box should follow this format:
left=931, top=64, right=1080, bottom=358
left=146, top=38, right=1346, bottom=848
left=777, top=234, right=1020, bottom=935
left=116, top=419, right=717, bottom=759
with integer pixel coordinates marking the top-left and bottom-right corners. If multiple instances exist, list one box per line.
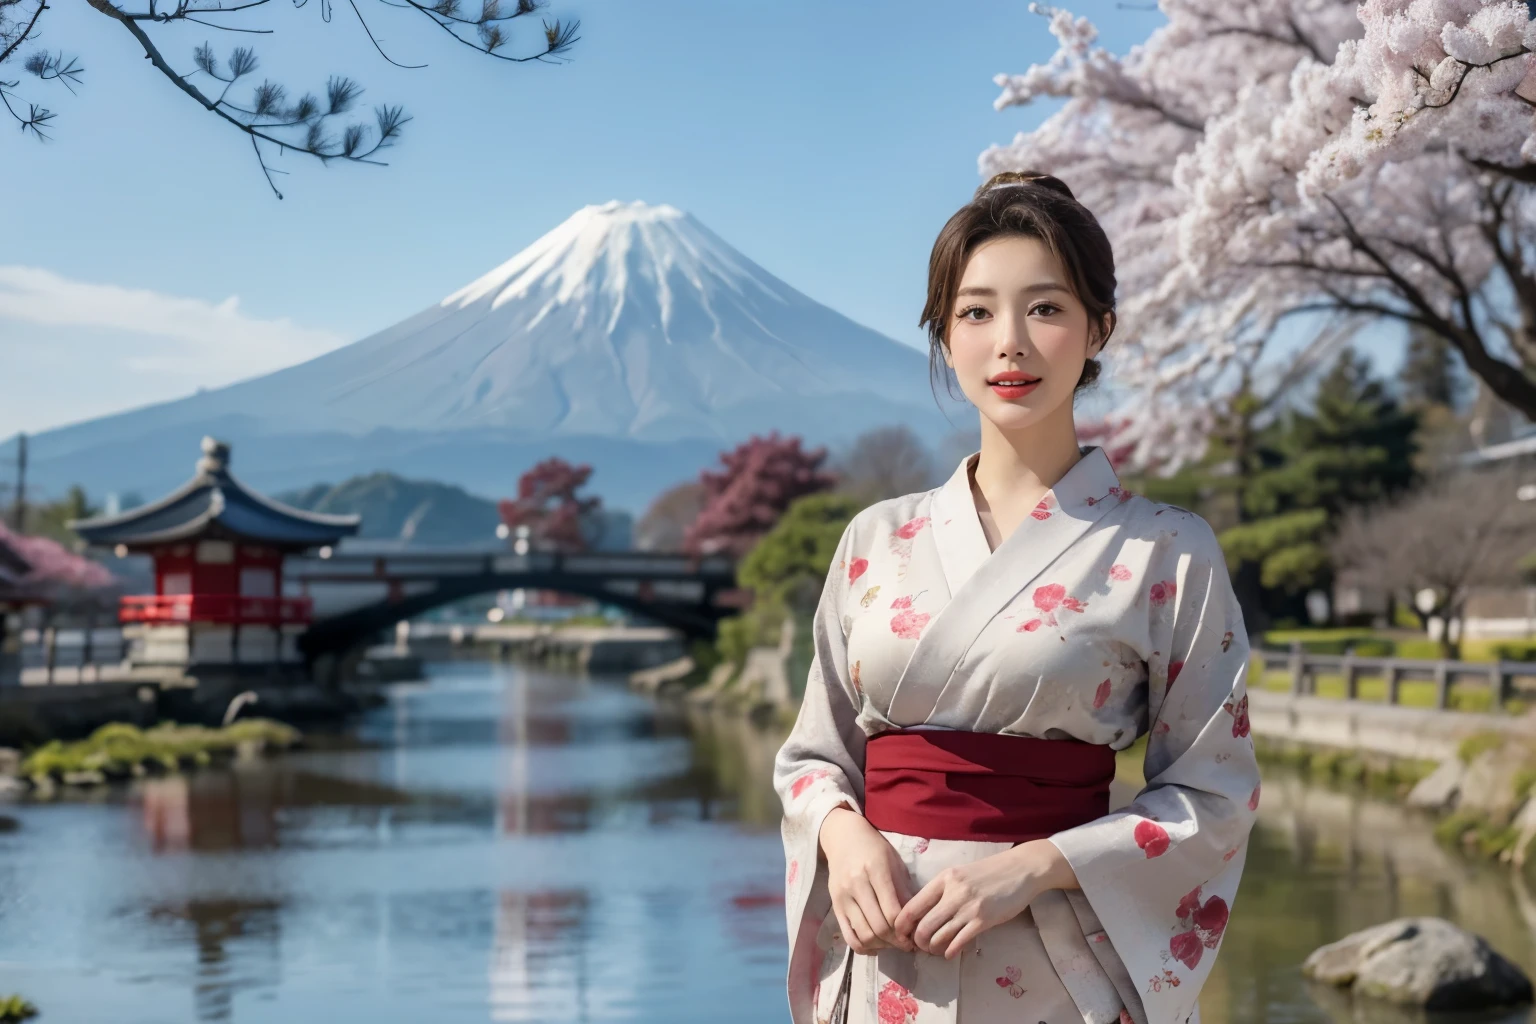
left=0, top=718, right=301, bottom=794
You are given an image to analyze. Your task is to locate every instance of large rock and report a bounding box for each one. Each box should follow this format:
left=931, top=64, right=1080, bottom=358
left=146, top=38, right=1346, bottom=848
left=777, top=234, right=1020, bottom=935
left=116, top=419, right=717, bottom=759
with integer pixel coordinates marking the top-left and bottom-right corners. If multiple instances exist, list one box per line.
left=0, top=748, right=18, bottom=778
left=1404, top=758, right=1463, bottom=812
left=1458, top=746, right=1530, bottom=823
left=1303, top=918, right=1533, bottom=1010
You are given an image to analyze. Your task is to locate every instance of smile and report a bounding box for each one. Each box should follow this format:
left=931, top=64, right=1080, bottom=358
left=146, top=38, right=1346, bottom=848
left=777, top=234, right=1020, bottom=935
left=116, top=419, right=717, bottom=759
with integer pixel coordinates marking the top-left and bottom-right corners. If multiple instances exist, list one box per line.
left=986, top=372, right=1041, bottom=398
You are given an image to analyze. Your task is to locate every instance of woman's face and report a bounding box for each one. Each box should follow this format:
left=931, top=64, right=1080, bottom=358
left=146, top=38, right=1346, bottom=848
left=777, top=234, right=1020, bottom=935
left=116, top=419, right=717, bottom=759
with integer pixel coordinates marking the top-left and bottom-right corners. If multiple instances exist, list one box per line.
left=941, top=234, right=1104, bottom=434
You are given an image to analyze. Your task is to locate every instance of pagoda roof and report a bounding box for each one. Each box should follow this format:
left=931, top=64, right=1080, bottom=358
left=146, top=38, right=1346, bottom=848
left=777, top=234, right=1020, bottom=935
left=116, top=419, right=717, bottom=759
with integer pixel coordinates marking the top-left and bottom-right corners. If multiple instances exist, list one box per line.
left=70, top=437, right=360, bottom=550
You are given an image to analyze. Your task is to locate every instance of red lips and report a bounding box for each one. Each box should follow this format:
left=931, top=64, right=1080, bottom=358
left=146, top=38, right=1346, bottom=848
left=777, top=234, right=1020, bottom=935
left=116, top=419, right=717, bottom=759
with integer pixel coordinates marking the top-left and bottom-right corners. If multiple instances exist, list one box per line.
left=987, top=370, right=1041, bottom=398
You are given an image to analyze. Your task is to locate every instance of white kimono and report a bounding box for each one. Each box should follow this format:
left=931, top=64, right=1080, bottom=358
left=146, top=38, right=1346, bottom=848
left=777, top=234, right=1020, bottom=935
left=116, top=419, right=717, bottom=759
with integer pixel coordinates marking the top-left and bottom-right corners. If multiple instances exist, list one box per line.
left=774, top=447, right=1259, bottom=1024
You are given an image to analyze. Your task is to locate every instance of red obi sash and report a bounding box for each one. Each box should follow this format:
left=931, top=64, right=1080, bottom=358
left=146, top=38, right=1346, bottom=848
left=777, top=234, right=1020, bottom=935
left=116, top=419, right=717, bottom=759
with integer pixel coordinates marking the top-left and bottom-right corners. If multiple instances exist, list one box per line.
left=863, top=729, right=1115, bottom=844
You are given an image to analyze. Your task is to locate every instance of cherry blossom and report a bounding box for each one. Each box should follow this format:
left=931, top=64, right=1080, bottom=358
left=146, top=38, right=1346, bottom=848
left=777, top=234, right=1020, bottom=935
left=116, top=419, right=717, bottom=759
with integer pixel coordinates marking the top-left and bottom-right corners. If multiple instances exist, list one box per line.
left=983, top=0, right=1536, bottom=467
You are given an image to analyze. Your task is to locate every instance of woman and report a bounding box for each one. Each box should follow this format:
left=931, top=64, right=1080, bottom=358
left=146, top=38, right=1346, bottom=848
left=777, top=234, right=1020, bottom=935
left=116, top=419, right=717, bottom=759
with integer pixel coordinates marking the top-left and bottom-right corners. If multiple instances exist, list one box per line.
left=773, top=171, right=1259, bottom=1024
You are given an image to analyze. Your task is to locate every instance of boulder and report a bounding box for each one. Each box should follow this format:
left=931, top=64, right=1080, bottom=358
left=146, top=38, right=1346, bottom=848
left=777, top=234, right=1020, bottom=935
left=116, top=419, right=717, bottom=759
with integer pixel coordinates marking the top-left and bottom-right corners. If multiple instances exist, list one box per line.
left=1458, top=746, right=1530, bottom=823
left=1405, top=758, right=1462, bottom=812
left=0, top=748, right=18, bottom=778
left=1303, top=918, right=1533, bottom=1011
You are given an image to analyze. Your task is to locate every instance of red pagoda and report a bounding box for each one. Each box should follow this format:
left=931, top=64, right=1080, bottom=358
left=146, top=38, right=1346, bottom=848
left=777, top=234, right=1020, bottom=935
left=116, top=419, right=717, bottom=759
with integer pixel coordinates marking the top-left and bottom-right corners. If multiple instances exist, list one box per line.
left=70, top=437, right=359, bottom=668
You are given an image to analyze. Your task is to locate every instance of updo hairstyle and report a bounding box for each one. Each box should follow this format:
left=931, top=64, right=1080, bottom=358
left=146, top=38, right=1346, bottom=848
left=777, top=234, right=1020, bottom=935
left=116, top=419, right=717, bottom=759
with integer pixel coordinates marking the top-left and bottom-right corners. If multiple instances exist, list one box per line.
left=919, top=169, right=1118, bottom=396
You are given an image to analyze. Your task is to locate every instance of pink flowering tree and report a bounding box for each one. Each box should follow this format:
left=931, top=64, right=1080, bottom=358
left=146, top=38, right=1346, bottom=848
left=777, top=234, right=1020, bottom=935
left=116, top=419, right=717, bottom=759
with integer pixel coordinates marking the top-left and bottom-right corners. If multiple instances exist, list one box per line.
left=985, top=0, right=1536, bottom=468
left=684, top=433, right=838, bottom=559
left=0, top=521, right=115, bottom=605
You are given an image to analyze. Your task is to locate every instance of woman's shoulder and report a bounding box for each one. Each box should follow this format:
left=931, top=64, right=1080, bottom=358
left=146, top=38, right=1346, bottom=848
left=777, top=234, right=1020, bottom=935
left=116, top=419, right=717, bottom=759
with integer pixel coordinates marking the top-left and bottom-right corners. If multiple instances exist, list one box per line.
left=1119, top=492, right=1224, bottom=562
left=842, top=487, right=941, bottom=546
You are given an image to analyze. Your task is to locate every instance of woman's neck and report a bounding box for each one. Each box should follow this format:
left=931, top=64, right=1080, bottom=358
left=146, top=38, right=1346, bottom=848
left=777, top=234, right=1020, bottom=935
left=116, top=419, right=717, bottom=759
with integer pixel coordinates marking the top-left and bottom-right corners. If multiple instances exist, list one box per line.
left=968, top=410, right=1084, bottom=551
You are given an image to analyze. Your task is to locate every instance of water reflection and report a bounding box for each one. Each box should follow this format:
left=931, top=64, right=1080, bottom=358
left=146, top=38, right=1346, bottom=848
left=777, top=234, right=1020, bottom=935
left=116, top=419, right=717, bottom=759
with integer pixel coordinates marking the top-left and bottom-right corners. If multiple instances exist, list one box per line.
left=0, top=661, right=1534, bottom=1023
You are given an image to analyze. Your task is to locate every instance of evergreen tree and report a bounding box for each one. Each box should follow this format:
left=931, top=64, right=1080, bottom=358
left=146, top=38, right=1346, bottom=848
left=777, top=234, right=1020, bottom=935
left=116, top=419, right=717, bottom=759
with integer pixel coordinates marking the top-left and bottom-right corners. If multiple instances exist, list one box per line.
left=1400, top=323, right=1467, bottom=411
left=1218, top=349, right=1419, bottom=625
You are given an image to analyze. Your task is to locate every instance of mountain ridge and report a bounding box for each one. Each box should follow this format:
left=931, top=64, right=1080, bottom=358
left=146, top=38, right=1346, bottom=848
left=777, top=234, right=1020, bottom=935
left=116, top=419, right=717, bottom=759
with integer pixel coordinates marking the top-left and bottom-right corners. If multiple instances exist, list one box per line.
left=7, top=200, right=960, bottom=512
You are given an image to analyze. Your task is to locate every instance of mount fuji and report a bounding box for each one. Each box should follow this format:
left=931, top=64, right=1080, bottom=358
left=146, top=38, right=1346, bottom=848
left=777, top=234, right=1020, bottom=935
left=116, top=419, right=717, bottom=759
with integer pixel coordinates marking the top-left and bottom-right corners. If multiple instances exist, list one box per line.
left=10, top=201, right=960, bottom=513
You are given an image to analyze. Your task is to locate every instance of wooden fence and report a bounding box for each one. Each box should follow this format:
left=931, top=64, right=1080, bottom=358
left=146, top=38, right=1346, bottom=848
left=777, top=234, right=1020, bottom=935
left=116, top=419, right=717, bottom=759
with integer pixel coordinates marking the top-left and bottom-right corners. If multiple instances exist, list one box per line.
left=1256, top=642, right=1536, bottom=711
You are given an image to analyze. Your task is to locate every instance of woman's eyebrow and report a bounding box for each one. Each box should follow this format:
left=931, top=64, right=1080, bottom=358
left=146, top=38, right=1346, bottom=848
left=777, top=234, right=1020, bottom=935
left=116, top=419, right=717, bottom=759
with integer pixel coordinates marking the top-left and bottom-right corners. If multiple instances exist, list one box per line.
left=956, top=282, right=1067, bottom=297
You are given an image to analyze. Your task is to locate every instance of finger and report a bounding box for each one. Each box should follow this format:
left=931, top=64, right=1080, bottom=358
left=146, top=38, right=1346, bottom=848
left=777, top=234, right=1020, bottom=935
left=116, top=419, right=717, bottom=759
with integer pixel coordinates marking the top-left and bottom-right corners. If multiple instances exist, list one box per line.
left=844, top=900, right=881, bottom=955
left=926, top=915, right=966, bottom=957
left=857, top=875, right=902, bottom=949
left=894, top=877, right=944, bottom=938
left=944, top=919, right=985, bottom=961
left=886, top=848, right=915, bottom=905
left=870, top=865, right=909, bottom=945
left=833, top=905, right=857, bottom=954
left=913, top=899, right=958, bottom=954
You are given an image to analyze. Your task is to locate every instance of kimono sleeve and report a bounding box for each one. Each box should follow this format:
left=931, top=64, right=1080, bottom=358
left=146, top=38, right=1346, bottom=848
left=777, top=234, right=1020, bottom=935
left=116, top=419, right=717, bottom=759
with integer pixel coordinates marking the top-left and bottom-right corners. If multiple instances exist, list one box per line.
left=1048, top=520, right=1259, bottom=1024
left=773, top=517, right=868, bottom=1024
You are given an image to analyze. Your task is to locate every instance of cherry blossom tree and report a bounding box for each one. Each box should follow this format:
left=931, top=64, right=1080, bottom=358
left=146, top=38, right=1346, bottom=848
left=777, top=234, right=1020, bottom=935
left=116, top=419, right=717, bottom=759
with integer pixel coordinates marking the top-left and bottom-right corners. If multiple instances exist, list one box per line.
left=984, top=0, right=1536, bottom=468
left=497, top=457, right=600, bottom=552
left=684, top=433, right=837, bottom=559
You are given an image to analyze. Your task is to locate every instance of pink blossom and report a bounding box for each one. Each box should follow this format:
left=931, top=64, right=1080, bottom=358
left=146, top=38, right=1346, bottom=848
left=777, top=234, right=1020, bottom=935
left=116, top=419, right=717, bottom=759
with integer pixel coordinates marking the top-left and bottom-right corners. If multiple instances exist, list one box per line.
left=1133, top=819, right=1169, bottom=858
left=848, top=558, right=868, bottom=584
left=1170, top=928, right=1203, bottom=969
left=1108, top=564, right=1132, bottom=582
left=1149, top=580, right=1176, bottom=606
left=894, top=517, right=930, bottom=540
left=1093, top=679, right=1112, bottom=709
left=891, top=609, right=930, bottom=639
left=877, top=980, right=919, bottom=1024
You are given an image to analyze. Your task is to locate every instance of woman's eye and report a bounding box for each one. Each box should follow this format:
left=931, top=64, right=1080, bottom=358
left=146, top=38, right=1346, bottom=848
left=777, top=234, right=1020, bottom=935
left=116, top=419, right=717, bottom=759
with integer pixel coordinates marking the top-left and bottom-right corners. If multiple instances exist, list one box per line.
left=1032, top=303, right=1060, bottom=316
left=958, top=306, right=988, bottom=321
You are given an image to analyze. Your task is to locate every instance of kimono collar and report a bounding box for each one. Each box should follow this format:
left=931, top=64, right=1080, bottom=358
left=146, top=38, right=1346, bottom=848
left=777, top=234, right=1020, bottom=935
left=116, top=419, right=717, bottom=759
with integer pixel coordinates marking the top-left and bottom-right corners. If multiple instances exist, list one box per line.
left=929, top=445, right=1123, bottom=596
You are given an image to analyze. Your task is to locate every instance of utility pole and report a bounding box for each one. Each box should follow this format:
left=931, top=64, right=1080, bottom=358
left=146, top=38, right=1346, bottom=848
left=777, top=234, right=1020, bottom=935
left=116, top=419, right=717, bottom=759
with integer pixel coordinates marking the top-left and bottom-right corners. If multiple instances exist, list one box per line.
left=11, top=433, right=25, bottom=533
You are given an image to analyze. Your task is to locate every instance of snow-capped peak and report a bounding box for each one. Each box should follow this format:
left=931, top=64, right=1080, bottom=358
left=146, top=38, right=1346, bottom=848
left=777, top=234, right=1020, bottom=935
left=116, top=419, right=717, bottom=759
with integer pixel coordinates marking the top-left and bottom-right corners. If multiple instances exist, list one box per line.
left=442, top=199, right=777, bottom=315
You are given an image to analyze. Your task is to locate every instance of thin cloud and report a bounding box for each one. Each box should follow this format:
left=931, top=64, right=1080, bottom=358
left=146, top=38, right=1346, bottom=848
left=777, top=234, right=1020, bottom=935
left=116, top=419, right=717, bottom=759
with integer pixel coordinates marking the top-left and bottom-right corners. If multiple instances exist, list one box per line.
left=0, top=265, right=346, bottom=381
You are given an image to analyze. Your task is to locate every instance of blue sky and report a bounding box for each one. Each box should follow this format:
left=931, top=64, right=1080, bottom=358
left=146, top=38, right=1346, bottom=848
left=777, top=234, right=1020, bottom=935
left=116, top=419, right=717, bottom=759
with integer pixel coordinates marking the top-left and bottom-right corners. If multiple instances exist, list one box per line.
left=1, top=0, right=1185, bottom=437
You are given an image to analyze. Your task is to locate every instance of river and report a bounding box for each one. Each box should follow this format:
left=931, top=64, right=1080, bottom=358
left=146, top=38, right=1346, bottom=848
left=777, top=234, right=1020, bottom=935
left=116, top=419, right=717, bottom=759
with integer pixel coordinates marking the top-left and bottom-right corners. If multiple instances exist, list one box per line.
left=2, top=660, right=1535, bottom=1023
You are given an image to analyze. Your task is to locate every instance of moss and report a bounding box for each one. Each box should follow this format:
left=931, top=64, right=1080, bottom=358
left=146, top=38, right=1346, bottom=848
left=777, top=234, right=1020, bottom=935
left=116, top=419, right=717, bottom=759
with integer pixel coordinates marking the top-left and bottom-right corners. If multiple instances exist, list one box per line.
left=1457, top=731, right=1505, bottom=764
left=0, top=995, right=37, bottom=1022
left=1433, top=809, right=1483, bottom=846
left=20, top=718, right=300, bottom=784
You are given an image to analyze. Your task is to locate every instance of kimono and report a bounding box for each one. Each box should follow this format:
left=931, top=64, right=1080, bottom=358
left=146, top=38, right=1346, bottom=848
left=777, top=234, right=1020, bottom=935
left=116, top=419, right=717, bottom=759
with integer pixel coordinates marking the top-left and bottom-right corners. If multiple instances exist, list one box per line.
left=773, top=446, right=1259, bottom=1024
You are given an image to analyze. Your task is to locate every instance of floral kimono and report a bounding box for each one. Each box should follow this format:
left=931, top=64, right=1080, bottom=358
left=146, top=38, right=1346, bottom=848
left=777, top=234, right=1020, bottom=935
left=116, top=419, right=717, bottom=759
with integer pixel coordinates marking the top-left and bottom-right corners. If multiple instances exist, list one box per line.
left=774, top=446, right=1259, bottom=1024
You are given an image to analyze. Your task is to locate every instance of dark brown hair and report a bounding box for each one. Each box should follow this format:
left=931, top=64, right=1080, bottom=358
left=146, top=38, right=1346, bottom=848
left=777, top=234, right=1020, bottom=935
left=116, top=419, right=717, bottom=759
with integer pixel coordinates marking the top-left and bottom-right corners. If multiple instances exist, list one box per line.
left=920, top=169, right=1118, bottom=397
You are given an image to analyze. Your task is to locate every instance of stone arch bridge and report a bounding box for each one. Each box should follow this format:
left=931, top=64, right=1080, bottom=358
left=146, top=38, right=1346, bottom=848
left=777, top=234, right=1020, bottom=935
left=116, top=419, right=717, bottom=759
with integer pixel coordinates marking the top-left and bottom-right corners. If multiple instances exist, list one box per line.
left=287, top=547, right=740, bottom=659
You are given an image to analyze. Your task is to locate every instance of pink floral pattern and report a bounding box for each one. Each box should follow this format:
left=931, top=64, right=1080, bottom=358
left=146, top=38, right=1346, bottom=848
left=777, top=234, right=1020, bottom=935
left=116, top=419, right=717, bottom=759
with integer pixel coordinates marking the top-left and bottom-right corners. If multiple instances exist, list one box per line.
left=1168, top=887, right=1230, bottom=968
left=789, top=768, right=831, bottom=800
left=1030, top=495, right=1056, bottom=521
left=850, top=660, right=862, bottom=696
left=913, top=837, right=929, bottom=855
left=1149, top=579, right=1177, bottom=606
left=1248, top=783, right=1261, bottom=811
left=1108, top=563, right=1133, bottom=582
left=1093, top=678, right=1112, bottom=709
left=877, top=980, right=919, bottom=1023
left=848, top=558, right=869, bottom=584
left=1167, top=660, right=1185, bottom=687
left=786, top=860, right=799, bottom=886
left=1016, top=582, right=1088, bottom=633
left=890, top=594, right=931, bottom=639
left=894, top=516, right=930, bottom=540
left=994, top=965, right=1026, bottom=998
left=1223, top=694, right=1250, bottom=737
left=1134, top=819, right=1170, bottom=858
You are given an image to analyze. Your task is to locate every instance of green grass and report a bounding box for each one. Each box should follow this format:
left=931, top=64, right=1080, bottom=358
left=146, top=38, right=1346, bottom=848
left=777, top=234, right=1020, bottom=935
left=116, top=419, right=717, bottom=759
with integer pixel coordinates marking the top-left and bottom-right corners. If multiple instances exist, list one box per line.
left=22, top=719, right=300, bottom=782
left=1262, top=628, right=1536, bottom=665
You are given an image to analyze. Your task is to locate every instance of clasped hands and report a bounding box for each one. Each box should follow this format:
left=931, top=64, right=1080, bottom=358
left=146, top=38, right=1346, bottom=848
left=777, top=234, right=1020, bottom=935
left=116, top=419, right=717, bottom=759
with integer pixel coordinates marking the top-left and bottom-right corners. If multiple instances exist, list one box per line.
left=817, top=806, right=1076, bottom=961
